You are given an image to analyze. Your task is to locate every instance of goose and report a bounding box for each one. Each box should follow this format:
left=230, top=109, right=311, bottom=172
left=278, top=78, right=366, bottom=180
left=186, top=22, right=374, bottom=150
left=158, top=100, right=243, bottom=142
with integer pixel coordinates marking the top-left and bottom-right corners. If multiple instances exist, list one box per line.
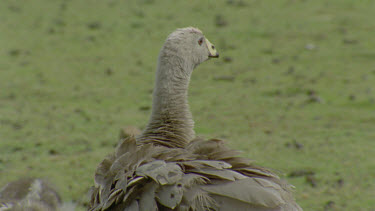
left=0, top=178, right=75, bottom=211
left=89, top=27, right=302, bottom=211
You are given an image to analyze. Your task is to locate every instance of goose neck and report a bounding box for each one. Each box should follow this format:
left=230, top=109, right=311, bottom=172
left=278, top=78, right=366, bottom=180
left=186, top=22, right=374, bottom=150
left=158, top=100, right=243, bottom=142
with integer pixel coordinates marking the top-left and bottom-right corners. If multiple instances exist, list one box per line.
left=137, top=54, right=195, bottom=147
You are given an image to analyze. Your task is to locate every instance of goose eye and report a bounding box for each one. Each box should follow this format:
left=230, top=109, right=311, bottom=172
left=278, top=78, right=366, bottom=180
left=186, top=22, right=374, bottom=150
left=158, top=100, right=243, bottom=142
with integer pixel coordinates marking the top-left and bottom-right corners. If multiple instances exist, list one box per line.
left=198, top=38, right=203, bottom=46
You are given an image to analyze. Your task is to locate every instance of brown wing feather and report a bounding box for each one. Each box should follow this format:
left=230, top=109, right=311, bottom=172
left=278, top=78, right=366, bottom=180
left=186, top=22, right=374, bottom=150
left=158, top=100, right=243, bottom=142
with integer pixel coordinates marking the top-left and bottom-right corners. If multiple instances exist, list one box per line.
left=88, top=137, right=302, bottom=211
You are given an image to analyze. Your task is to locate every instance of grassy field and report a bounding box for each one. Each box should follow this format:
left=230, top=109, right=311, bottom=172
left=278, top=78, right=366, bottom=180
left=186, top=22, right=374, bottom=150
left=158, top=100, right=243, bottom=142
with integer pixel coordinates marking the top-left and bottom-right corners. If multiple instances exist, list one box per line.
left=1, top=0, right=374, bottom=210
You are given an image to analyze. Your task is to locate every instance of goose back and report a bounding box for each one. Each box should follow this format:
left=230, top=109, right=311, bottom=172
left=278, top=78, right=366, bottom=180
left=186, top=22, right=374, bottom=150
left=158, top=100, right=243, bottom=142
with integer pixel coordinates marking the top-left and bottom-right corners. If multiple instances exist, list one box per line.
left=89, top=137, right=302, bottom=211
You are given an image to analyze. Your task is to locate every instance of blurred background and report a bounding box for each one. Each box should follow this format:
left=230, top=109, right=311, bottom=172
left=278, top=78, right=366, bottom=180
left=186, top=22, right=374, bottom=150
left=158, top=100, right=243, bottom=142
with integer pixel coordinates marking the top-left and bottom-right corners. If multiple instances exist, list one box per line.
left=1, top=0, right=374, bottom=210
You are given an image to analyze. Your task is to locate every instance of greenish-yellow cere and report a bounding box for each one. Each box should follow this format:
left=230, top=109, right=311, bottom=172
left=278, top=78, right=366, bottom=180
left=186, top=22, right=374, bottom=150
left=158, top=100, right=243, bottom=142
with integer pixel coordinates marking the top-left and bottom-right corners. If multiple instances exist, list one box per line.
left=205, top=38, right=218, bottom=56
left=1, top=0, right=374, bottom=210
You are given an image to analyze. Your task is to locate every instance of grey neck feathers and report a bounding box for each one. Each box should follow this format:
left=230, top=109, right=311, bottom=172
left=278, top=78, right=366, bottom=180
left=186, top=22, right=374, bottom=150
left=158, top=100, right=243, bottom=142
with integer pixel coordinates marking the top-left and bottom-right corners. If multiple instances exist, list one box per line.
left=137, top=48, right=195, bottom=148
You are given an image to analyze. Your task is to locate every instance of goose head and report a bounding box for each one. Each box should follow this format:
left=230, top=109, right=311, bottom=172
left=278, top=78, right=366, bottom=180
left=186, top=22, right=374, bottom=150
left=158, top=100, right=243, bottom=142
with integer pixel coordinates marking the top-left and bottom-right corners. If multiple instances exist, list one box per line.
left=161, top=27, right=219, bottom=71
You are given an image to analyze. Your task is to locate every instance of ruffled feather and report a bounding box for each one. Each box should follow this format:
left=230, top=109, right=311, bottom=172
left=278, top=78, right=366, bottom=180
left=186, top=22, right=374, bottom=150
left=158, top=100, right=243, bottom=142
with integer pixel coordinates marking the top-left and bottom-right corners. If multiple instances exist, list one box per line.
left=88, top=137, right=302, bottom=211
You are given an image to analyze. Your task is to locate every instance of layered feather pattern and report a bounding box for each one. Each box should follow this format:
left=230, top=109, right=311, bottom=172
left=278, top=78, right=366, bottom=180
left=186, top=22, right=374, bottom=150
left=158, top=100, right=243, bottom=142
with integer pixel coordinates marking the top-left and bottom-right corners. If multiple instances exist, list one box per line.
left=89, top=137, right=302, bottom=211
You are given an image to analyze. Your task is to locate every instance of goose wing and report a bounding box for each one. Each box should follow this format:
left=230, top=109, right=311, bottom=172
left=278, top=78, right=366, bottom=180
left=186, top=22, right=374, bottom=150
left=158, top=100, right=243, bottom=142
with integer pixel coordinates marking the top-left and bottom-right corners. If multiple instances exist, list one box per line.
left=89, top=137, right=302, bottom=211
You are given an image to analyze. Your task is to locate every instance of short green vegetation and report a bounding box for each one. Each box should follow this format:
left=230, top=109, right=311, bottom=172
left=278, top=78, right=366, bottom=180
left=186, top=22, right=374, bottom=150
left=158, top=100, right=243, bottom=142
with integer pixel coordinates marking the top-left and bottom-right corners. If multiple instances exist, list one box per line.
left=1, top=0, right=374, bottom=210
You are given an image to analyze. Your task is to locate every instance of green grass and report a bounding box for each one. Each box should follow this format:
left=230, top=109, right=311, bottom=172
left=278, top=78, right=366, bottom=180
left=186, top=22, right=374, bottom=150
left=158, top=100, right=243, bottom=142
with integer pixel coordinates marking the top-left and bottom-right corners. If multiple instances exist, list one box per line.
left=1, top=0, right=375, bottom=210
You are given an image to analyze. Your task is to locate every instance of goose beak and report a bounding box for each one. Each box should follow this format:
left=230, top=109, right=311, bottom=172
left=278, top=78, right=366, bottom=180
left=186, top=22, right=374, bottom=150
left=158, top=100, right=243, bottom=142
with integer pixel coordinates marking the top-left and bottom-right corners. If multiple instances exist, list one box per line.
left=206, top=38, right=219, bottom=58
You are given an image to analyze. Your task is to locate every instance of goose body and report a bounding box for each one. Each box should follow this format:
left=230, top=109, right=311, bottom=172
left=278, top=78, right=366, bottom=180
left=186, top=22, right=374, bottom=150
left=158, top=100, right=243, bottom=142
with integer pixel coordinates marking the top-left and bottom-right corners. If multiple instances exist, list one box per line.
left=0, top=178, right=64, bottom=211
left=89, top=27, right=302, bottom=211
